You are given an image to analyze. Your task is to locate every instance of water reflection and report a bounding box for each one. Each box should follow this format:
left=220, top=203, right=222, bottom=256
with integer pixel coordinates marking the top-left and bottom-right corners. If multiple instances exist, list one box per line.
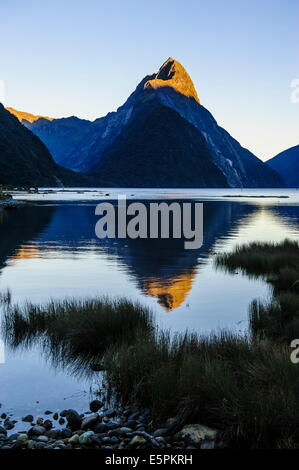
left=1, top=198, right=299, bottom=417
left=1, top=201, right=255, bottom=311
left=2, top=202, right=299, bottom=314
left=0, top=205, right=54, bottom=271
left=2, top=200, right=299, bottom=382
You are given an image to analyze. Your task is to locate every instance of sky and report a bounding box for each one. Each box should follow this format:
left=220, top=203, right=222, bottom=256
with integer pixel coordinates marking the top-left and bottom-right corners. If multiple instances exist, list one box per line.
left=0, top=0, right=298, bottom=160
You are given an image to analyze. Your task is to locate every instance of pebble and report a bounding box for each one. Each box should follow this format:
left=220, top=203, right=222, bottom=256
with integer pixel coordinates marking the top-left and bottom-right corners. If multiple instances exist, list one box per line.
left=17, top=434, right=28, bottom=445
left=43, top=419, right=53, bottom=430
left=0, top=408, right=223, bottom=450
left=36, top=436, right=49, bottom=443
left=93, top=422, right=109, bottom=433
left=128, top=412, right=140, bottom=421
left=89, top=400, right=103, bottom=413
left=22, top=415, right=34, bottom=423
left=117, top=427, right=133, bottom=435
left=4, top=420, right=15, bottom=430
left=61, top=428, right=72, bottom=438
left=81, top=413, right=100, bottom=430
left=65, top=409, right=82, bottom=430
left=28, top=425, right=46, bottom=437
left=126, top=420, right=138, bottom=429
left=79, top=431, right=94, bottom=445
left=105, top=409, right=116, bottom=418
left=68, top=434, right=80, bottom=445
left=46, top=429, right=61, bottom=439
left=153, top=428, right=169, bottom=437
left=129, top=435, right=147, bottom=447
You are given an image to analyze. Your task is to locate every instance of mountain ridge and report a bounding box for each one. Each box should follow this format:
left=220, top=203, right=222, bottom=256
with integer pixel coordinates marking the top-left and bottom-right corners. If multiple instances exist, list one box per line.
left=267, top=145, right=299, bottom=187
left=7, top=107, right=54, bottom=123
left=6, top=58, right=286, bottom=188
left=0, top=103, right=93, bottom=187
left=91, top=104, right=229, bottom=188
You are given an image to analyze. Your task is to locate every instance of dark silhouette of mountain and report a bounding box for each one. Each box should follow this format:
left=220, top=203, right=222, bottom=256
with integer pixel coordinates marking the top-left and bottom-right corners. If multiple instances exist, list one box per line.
left=91, top=105, right=229, bottom=187
left=7, top=58, right=285, bottom=188
left=24, top=116, right=92, bottom=170
left=267, top=145, right=299, bottom=187
left=0, top=104, right=93, bottom=187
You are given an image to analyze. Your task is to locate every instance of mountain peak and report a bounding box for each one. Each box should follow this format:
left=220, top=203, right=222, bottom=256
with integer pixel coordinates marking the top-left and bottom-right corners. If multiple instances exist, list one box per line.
left=143, top=58, right=200, bottom=103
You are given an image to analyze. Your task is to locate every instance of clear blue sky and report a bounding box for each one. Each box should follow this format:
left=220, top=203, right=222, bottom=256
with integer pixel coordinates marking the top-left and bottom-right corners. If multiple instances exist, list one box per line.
left=0, top=0, right=298, bottom=160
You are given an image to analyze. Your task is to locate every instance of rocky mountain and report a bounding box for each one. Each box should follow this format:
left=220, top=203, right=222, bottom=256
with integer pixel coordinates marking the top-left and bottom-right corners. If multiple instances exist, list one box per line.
left=24, top=116, right=92, bottom=169
left=92, top=105, right=229, bottom=187
left=0, top=103, right=91, bottom=187
left=7, top=58, right=286, bottom=188
left=6, top=107, right=54, bottom=123
left=267, top=145, right=299, bottom=187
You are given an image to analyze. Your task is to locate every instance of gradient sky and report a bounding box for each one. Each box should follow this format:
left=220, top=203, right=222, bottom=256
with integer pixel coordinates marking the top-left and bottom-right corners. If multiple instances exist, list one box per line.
left=0, top=0, right=298, bottom=160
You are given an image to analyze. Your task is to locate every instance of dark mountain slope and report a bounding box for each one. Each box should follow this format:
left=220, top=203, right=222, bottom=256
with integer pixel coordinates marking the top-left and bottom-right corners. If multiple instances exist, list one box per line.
left=7, top=58, right=286, bottom=188
left=91, top=105, right=229, bottom=188
left=267, top=145, right=299, bottom=187
left=26, top=116, right=93, bottom=169
left=0, top=104, right=91, bottom=187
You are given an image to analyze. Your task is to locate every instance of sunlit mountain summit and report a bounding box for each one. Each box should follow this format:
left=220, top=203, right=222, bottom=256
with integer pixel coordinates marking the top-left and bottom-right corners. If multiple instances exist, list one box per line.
left=7, top=58, right=285, bottom=188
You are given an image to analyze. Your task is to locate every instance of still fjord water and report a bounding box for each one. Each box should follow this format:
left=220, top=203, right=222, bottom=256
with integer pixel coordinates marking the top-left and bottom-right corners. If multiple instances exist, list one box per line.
left=1, top=190, right=299, bottom=425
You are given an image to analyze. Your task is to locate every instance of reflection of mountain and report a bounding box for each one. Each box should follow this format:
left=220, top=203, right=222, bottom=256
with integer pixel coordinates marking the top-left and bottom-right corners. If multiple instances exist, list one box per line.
left=0, top=206, right=54, bottom=272
left=1, top=201, right=257, bottom=311
left=142, top=269, right=197, bottom=311
left=269, top=205, right=299, bottom=226
left=119, top=201, right=255, bottom=309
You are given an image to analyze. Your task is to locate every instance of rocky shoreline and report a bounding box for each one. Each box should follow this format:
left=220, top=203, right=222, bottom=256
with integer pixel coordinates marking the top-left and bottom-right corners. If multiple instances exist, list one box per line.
left=0, top=198, right=25, bottom=210
left=0, top=402, right=223, bottom=450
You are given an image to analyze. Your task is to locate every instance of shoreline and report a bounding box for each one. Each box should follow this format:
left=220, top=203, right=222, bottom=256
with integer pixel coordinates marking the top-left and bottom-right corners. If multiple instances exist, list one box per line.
left=0, top=198, right=25, bottom=210
left=0, top=405, right=222, bottom=450
left=11, top=188, right=298, bottom=204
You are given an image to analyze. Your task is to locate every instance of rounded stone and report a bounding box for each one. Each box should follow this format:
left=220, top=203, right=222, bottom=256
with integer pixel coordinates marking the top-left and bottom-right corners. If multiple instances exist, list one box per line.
left=22, top=415, right=34, bottom=423
left=79, top=431, right=94, bottom=445
left=89, top=400, right=103, bottom=413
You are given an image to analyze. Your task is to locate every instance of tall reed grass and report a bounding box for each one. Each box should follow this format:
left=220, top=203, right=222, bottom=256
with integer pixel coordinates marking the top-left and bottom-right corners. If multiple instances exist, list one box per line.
left=3, top=237, right=299, bottom=447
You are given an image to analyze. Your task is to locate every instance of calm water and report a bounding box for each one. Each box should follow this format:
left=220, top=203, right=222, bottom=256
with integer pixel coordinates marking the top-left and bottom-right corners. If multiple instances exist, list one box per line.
left=1, top=189, right=299, bottom=427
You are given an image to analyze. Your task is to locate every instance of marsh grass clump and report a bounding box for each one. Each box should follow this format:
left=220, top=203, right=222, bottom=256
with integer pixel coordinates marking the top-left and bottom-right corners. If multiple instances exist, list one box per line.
left=3, top=297, right=154, bottom=369
left=0, top=289, right=11, bottom=305
left=3, top=291, right=299, bottom=447
left=216, top=239, right=299, bottom=342
left=215, top=239, right=299, bottom=282
left=249, top=293, right=299, bottom=342
left=103, top=330, right=251, bottom=417
left=103, top=329, right=299, bottom=448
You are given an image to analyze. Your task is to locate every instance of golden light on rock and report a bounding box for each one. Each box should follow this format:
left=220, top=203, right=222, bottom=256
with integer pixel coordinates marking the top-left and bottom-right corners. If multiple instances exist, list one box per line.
left=6, top=107, right=54, bottom=123
left=142, top=268, right=197, bottom=311
left=144, top=57, right=200, bottom=104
